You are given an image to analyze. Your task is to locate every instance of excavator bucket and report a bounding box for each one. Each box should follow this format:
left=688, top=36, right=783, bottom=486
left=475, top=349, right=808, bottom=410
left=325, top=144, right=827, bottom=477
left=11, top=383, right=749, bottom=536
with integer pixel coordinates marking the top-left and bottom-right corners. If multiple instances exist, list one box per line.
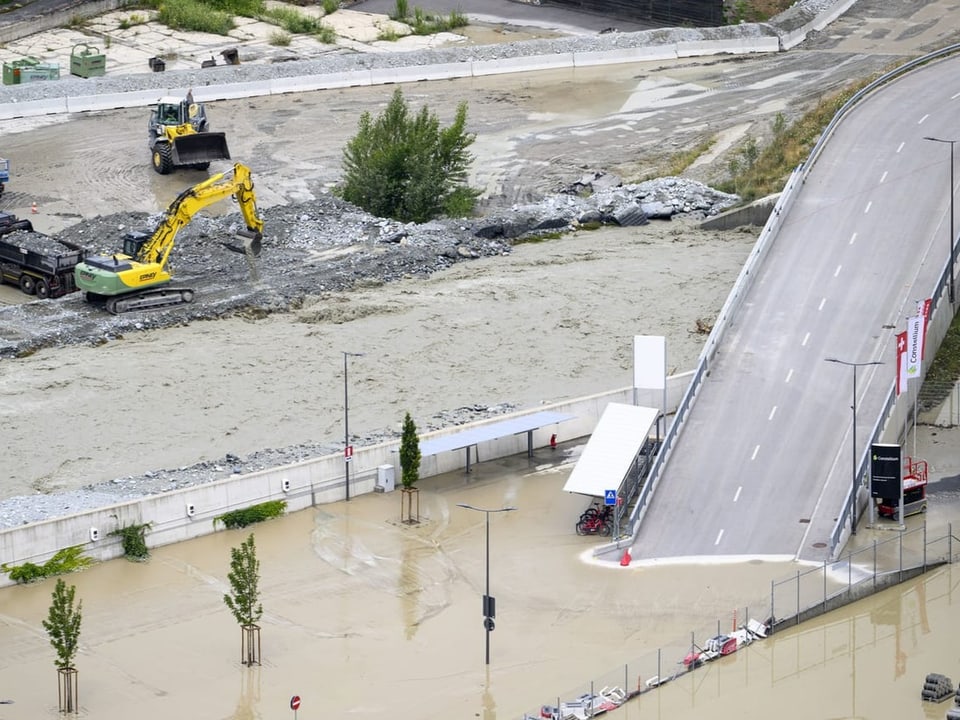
left=171, top=132, right=231, bottom=166
left=222, top=228, right=262, bottom=257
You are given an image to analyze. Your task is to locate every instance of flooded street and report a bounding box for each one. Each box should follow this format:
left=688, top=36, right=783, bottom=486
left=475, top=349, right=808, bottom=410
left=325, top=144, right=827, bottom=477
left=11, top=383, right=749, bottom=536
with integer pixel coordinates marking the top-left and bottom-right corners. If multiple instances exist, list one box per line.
left=1, top=448, right=957, bottom=720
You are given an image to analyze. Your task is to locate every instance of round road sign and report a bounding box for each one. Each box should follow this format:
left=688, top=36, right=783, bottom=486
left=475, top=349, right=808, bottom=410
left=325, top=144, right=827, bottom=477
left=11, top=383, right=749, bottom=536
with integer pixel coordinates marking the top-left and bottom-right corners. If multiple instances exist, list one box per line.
left=290, top=695, right=301, bottom=711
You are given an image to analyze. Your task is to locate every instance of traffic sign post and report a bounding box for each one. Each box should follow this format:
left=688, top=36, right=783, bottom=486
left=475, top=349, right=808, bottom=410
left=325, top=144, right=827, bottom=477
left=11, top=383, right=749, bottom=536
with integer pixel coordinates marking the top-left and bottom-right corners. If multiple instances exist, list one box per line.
left=290, top=694, right=301, bottom=720
left=605, top=489, right=618, bottom=538
left=344, top=445, right=353, bottom=462
left=604, top=490, right=616, bottom=506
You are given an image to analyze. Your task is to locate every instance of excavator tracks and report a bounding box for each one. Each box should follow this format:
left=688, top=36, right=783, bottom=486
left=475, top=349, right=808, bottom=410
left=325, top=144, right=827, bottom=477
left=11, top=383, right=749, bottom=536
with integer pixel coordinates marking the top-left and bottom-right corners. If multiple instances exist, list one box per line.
left=104, top=286, right=195, bottom=314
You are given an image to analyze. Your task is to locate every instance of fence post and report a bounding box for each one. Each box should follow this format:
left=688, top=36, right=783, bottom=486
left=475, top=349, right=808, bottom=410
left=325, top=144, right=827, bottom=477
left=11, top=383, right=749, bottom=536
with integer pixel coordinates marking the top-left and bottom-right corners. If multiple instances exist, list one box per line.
left=796, top=570, right=800, bottom=626
left=770, top=580, right=775, bottom=631
left=899, top=529, right=903, bottom=583
left=923, top=517, right=927, bottom=570
left=657, top=648, right=661, bottom=686
left=873, top=540, right=878, bottom=590
left=823, top=559, right=827, bottom=614
left=624, top=664, right=628, bottom=696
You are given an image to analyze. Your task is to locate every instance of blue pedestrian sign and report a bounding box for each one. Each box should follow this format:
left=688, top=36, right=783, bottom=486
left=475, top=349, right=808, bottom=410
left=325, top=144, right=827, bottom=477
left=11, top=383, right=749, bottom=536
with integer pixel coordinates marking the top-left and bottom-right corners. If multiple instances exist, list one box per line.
left=604, top=489, right=617, bottom=506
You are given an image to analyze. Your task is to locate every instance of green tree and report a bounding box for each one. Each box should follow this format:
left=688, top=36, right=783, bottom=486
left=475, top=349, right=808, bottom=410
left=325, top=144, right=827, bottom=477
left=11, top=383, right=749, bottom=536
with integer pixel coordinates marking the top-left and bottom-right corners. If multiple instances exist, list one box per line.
left=224, top=534, right=263, bottom=627
left=340, top=88, right=480, bottom=222
left=43, top=579, right=83, bottom=670
left=224, top=534, right=263, bottom=666
left=42, top=578, right=83, bottom=712
left=399, top=411, right=422, bottom=489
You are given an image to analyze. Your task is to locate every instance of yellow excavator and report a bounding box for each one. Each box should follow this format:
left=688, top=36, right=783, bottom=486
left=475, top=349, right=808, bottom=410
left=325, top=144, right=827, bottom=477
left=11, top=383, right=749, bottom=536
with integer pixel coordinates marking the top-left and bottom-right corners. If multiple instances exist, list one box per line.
left=74, top=162, right=263, bottom=314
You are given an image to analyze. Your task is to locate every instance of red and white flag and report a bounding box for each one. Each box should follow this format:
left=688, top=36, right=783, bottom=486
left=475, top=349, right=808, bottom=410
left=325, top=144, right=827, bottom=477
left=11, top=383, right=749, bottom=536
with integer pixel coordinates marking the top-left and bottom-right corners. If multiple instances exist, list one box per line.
left=896, top=331, right=908, bottom=396
left=917, top=298, right=932, bottom=360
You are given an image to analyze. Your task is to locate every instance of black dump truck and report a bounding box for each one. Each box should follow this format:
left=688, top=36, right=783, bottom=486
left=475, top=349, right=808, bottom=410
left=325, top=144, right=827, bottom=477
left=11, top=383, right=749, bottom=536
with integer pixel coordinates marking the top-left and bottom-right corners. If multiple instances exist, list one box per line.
left=0, top=212, right=87, bottom=299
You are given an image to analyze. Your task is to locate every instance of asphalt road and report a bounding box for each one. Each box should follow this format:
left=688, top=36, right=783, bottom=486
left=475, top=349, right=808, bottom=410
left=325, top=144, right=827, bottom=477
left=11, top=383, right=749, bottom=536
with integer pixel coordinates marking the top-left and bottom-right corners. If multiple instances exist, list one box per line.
left=632, top=55, right=959, bottom=562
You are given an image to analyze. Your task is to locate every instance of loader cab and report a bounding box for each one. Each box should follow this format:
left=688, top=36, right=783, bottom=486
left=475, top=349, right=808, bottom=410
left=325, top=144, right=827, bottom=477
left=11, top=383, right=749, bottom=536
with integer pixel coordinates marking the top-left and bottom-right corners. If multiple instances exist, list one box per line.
left=156, top=100, right=184, bottom=126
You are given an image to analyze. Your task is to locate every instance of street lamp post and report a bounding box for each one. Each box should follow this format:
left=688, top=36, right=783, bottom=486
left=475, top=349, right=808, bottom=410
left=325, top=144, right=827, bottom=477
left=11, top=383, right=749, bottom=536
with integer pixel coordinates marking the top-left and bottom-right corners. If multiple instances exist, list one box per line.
left=824, top=357, right=883, bottom=535
left=923, top=136, right=957, bottom=306
left=342, top=351, right=364, bottom=501
left=456, top=503, right=517, bottom=665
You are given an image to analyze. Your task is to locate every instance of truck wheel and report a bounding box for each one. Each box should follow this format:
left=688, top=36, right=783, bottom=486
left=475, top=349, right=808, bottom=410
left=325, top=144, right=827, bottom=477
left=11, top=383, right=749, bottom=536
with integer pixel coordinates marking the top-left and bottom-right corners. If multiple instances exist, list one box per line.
left=152, top=144, right=173, bottom=175
left=19, top=275, right=35, bottom=295
left=34, top=279, right=49, bottom=299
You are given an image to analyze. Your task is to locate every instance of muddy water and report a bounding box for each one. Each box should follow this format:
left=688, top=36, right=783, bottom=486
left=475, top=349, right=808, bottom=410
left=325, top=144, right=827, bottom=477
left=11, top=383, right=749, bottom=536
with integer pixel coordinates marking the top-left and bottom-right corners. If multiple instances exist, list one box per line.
left=1, top=450, right=955, bottom=720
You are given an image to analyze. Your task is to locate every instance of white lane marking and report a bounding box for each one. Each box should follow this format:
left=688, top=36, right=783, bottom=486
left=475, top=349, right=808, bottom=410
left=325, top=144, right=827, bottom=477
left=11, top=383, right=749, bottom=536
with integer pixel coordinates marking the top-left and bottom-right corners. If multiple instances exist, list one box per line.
left=733, top=486, right=742, bottom=503
left=864, top=201, right=872, bottom=214
left=751, top=445, right=760, bottom=461
left=769, top=405, right=777, bottom=421
left=834, top=264, right=842, bottom=277
left=818, top=297, right=826, bottom=311
left=715, top=529, right=724, bottom=546
left=897, top=141, right=905, bottom=153
left=880, top=171, right=887, bottom=183
left=785, top=368, right=794, bottom=383
left=849, top=232, right=857, bottom=245
left=918, top=113, right=929, bottom=124
left=802, top=332, right=810, bottom=346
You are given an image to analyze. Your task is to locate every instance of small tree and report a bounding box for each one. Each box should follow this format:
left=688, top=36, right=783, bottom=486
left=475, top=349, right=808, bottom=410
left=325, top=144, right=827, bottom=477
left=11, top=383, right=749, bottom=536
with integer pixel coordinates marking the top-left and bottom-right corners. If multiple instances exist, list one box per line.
left=340, top=87, right=480, bottom=222
left=42, top=579, right=82, bottom=713
left=223, top=534, right=263, bottom=666
left=399, top=411, right=422, bottom=524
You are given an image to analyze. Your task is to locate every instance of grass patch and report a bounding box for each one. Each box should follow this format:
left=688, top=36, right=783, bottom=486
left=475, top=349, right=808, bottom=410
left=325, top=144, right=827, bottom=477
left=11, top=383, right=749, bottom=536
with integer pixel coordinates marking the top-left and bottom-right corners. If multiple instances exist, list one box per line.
left=157, top=0, right=235, bottom=35
left=2, top=546, right=94, bottom=584
left=215, top=500, right=287, bottom=529
left=717, top=70, right=895, bottom=202
left=321, top=0, right=339, bottom=14
left=117, top=12, right=149, bottom=29
left=925, top=311, right=960, bottom=387
left=664, top=137, right=717, bottom=176
left=315, top=23, right=336, bottom=44
left=259, top=5, right=322, bottom=33
left=269, top=29, right=292, bottom=45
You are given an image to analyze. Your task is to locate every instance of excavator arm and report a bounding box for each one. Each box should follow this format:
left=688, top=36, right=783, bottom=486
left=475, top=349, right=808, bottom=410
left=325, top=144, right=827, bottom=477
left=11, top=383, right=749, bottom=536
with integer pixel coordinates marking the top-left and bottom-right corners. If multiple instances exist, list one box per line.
left=74, top=162, right=264, bottom=313
left=134, top=163, right=263, bottom=268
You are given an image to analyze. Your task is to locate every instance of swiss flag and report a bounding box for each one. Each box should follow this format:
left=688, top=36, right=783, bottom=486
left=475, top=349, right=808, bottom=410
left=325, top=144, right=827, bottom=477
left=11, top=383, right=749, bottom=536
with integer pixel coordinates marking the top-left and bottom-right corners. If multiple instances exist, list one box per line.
left=896, top=331, right=908, bottom=396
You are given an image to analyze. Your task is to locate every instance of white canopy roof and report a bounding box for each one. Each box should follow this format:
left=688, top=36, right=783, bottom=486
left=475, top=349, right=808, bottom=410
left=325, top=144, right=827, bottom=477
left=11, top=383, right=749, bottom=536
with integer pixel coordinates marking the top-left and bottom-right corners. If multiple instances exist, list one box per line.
left=419, top=410, right=574, bottom=457
left=562, top=403, right=660, bottom=498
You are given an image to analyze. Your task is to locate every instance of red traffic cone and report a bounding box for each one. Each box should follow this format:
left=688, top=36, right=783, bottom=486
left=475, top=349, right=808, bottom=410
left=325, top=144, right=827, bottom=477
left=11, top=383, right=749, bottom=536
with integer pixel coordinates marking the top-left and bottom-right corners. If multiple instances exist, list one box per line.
left=620, top=548, right=632, bottom=566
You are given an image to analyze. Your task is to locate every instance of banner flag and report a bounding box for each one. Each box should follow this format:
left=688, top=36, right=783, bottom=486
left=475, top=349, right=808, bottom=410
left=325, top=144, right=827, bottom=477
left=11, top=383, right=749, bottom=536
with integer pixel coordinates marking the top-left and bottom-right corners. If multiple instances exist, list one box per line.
left=896, top=331, right=908, bottom=396
left=917, top=298, right=932, bottom=359
left=906, top=315, right=923, bottom=381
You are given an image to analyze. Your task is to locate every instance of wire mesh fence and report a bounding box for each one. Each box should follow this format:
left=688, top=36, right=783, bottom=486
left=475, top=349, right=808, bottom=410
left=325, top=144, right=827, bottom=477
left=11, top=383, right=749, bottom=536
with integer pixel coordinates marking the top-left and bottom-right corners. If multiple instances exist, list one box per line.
left=517, top=522, right=958, bottom=720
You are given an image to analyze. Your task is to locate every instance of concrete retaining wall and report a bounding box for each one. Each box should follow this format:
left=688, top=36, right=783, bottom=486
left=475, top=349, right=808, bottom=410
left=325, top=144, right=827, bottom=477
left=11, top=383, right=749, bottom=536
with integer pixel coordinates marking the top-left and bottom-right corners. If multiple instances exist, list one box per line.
left=0, top=371, right=692, bottom=587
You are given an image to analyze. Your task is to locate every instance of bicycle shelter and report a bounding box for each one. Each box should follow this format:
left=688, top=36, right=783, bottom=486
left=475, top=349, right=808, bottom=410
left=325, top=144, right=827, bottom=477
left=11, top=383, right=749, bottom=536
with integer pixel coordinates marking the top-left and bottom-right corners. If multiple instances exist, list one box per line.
left=419, top=410, right=574, bottom=473
left=562, top=403, right=660, bottom=506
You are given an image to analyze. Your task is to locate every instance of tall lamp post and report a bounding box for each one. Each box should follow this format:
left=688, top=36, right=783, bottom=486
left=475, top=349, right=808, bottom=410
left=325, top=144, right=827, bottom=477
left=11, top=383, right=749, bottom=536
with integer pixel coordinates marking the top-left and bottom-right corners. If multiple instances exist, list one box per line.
left=456, top=503, right=517, bottom=665
left=824, top=357, right=883, bottom=535
left=923, top=136, right=957, bottom=306
left=342, top=351, right=364, bottom=501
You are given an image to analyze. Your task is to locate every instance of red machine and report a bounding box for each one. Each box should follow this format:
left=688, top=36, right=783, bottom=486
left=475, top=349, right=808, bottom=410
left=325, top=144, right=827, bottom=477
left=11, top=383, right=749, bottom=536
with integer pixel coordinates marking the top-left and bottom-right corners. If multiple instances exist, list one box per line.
left=878, top=457, right=928, bottom=520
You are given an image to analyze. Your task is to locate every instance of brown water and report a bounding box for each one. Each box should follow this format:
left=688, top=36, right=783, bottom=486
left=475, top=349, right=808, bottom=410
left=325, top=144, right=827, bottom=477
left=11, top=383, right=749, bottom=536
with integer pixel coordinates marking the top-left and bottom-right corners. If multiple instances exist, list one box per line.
left=1, top=451, right=956, bottom=720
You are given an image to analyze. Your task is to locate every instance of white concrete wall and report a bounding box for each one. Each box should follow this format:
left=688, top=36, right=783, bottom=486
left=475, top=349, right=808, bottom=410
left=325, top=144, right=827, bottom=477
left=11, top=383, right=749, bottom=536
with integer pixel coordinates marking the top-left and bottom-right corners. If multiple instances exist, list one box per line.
left=0, top=372, right=692, bottom=586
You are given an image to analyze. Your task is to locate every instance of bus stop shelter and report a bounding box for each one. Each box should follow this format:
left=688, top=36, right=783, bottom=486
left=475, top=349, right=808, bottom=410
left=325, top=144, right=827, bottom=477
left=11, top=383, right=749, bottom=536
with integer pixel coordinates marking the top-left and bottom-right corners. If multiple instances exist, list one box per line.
left=419, top=410, right=574, bottom=472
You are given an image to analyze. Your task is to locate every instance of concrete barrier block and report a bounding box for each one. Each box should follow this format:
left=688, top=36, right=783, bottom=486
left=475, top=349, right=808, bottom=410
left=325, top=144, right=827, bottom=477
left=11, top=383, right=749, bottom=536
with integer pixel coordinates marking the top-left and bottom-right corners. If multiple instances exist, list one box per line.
left=271, top=69, right=372, bottom=94
left=370, top=61, right=472, bottom=85
left=573, top=45, right=678, bottom=67
left=0, top=95, right=68, bottom=120
left=472, top=53, right=574, bottom=77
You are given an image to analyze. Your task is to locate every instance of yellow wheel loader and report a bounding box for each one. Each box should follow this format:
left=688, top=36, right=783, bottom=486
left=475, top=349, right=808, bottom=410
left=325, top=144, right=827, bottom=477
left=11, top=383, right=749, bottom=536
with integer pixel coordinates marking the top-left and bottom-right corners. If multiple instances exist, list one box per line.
left=74, top=162, right=263, bottom=314
left=149, top=95, right=231, bottom=174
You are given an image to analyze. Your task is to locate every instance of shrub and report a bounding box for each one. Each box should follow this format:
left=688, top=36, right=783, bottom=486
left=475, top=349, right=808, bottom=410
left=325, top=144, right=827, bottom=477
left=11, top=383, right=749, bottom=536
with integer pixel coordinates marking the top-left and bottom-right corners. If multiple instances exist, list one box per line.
left=2, top=546, right=93, bottom=584
left=260, top=6, right=322, bottom=33
left=215, top=500, right=287, bottom=529
left=110, top=523, right=152, bottom=561
left=321, top=0, right=339, bottom=15
left=391, top=0, right=409, bottom=20
left=340, top=88, right=480, bottom=222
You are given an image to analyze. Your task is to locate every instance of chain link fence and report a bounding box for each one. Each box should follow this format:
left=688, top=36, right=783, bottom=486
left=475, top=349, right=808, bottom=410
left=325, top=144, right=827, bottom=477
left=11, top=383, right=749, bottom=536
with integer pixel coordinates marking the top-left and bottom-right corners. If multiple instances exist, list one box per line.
left=518, top=522, right=959, bottom=720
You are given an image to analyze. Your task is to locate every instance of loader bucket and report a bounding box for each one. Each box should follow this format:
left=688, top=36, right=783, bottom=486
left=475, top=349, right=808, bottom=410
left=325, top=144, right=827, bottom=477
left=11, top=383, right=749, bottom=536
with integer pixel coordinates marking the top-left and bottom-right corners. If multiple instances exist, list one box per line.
left=171, top=132, right=231, bottom=166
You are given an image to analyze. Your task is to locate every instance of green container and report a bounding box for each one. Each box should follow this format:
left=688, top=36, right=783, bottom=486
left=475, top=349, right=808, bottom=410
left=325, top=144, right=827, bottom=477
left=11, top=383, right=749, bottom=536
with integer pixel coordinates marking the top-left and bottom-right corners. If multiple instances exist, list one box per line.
left=19, top=63, right=59, bottom=83
left=2, top=57, right=39, bottom=85
left=70, top=43, right=106, bottom=78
